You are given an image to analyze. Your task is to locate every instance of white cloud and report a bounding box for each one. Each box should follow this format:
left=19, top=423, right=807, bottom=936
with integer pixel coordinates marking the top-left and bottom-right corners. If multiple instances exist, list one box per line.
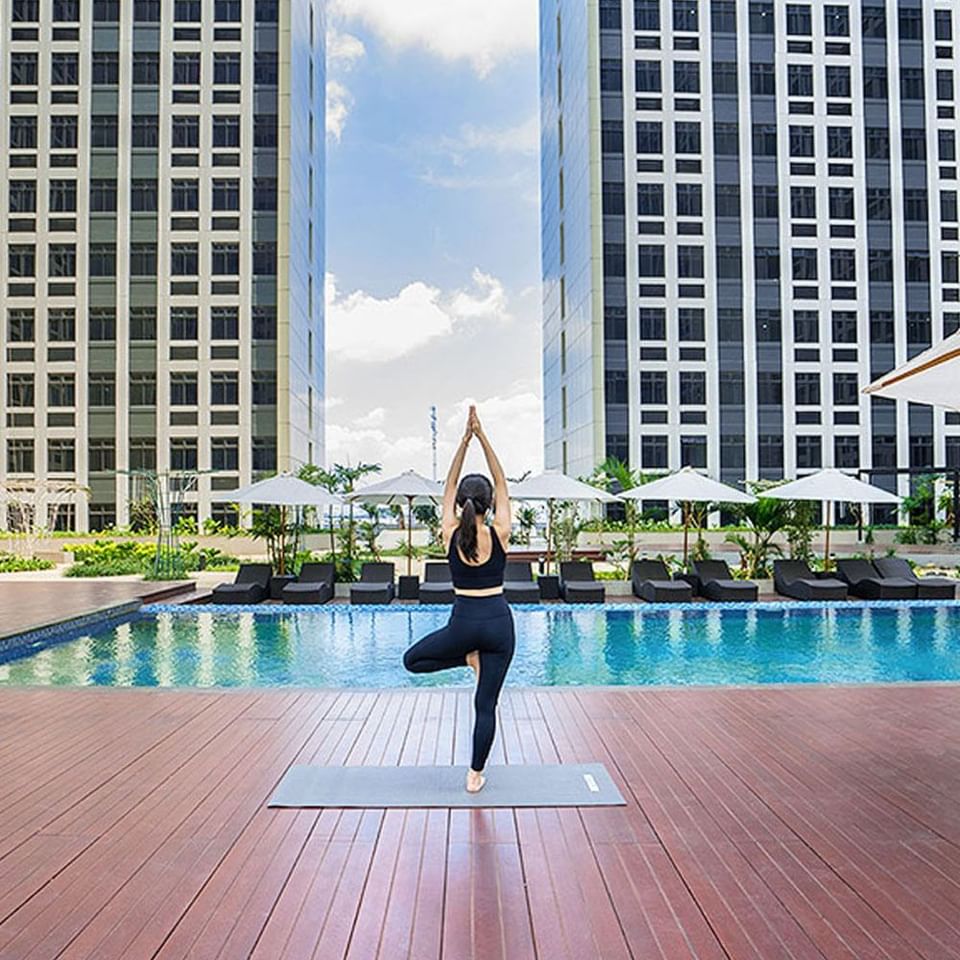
left=326, top=80, right=354, bottom=141
left=445, top=116, right=540, bottom=159
left=326, top=387, right=544, bottom=478
left=328, top=27, right=366, bottom=66
left=325, top=270, right=510, bottom=363
left=331, top=0, right=537, bottom=77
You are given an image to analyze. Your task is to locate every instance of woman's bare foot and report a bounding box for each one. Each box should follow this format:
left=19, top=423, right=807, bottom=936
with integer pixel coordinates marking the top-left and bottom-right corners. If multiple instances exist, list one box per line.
left=466, top=768, right=486, bottom=793
left=465, top=650, right=480, bottom=681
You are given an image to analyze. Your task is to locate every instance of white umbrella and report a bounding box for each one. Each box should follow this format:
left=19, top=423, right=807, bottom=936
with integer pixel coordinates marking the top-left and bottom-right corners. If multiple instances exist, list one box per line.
left=347, top=470, right=443, bottom=575
left=762, top=468, right=899, bottom=567
left=509, top=470, right=622, bottom=573
left=864, top=331, right=960, bottom=410
left=211, top=473, right=344, bottom=574
left=620, top=466, right=756, bottom=564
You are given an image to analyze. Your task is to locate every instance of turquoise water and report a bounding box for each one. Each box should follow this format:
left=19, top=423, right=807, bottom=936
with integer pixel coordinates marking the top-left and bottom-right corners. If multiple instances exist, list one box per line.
left=2, top=603, right=960, bottom=688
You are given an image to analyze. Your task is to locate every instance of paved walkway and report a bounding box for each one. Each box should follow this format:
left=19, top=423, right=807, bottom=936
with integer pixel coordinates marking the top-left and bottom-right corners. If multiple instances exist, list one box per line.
left=2, top=684, right=958, bottom=959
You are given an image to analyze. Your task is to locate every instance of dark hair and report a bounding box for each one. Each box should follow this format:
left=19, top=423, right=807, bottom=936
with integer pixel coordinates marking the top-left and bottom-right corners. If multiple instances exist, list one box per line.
left=455, top=474, right=494, bottom=561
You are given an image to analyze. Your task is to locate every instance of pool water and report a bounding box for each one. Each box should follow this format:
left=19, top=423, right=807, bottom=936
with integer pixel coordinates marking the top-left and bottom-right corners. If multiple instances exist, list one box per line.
left=2, top=602, right=960, bottom=688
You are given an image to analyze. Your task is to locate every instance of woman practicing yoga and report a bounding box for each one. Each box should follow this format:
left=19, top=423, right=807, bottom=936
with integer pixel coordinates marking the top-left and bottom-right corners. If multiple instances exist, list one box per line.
left=403, top=405, right=515, bottom=793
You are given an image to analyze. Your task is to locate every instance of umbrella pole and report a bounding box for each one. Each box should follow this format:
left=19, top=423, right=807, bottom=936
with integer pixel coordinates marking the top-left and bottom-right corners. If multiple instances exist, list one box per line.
left=823, top=501, right=832, bottom=570
left=407, top=497, right=413, bottom=577
left=279, top=505, right=286, bottom=575
left=546, top=500, right=553, bottom=576
left=329, top=506, right=336, bottom=567
left=682, top=502, right=690, bottom=568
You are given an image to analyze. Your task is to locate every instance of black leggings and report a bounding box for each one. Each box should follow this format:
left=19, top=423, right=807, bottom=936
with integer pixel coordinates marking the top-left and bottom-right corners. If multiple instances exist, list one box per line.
left=403, top=594, right=515, bottom=772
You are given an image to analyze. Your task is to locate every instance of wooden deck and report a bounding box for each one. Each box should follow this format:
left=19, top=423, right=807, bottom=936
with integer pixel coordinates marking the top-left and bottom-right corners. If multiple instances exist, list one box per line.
left=2, top=684, right=959, bottom=959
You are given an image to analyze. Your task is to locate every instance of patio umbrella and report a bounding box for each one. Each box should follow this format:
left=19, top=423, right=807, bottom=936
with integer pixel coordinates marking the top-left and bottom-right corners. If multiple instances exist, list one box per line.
left=762, top=468, right=899, bottom=567
left=619, top=467, right=756, bottom=565
left=211, top=474, right=344, bottom=574
left=864, top=330, right=960, bottom=410
left=509, top=470, right=622, bottom=573
left=346, top=470, right=443, bottom=575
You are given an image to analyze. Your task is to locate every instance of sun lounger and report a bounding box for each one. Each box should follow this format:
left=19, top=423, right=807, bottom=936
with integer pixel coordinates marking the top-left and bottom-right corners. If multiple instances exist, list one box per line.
left=835, top=559, right=917, bottom=600
left=503, top=561, right=541, bottom=603
left=873, top=557, right=957, bottom=599
left=281, top=562, right=334, bottom=605
left=559, top=562, right=606, bottom=603
left=773, top=560, right=848, bottom=600
left=630, top=559, right=693, bottom=603
left=419, top=562, right=455, bottom=604
left=350, top=562, right=396, bottom=605
left=691, top=560, right=759, bottom=602
left=211, top=564, right=272, bottom=604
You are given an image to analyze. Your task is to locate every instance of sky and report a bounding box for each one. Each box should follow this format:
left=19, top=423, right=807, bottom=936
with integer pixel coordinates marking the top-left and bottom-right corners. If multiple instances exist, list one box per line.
left=323, top=0, right=544, bottom=483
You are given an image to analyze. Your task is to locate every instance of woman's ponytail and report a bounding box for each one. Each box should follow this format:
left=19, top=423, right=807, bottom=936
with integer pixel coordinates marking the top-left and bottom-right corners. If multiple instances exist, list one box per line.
left=458, top=497, right=478, bottom=560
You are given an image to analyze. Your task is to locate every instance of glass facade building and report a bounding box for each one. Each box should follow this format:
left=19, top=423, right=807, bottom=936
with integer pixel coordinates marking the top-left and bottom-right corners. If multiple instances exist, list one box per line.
left=0, top=0, right=325, bottom=530
left=541, top=0, right=960, bottom=510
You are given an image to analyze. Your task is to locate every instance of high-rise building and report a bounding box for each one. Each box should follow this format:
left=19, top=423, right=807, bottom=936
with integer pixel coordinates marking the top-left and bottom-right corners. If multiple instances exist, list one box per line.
left=0, top=0, right=325, bottom=531
left=541, top=0, right=960, bottom=514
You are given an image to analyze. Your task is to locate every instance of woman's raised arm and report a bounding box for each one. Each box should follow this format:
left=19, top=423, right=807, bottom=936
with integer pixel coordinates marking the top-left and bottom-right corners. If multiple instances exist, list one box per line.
left=441, top=407, right=475, bottom=545
left=471, top=410, right=511, bottom=542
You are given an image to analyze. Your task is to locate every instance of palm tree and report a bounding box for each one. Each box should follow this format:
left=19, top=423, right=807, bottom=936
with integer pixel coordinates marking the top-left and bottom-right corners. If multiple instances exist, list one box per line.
left=588, top=456, right=644, bottom=566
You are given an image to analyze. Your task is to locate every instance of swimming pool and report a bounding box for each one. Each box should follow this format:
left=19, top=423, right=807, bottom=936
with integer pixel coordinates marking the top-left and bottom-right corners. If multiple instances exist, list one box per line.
left=2, top=601, right=960, bottom=688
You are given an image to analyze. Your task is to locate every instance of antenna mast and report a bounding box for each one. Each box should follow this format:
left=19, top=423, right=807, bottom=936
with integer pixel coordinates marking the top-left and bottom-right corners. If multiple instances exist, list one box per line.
left=430, top=406, right=438, bottom=480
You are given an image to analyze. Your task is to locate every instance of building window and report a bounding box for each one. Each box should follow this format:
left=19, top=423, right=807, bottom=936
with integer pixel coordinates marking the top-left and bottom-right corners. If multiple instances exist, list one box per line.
left=8, top=244, right=35, bottom=278
left=170, top=373, right=199, bottom=407
left=92, top=53, right=119, bottom=85
left=255, top=0, right=279, bottom=21
left=212, top=179, right=240, bottom=210
left=640, top=371, right=668, bottom=405
left=211, top=438, right=240, bottom=471
left=89, top=308, right=116, bottom=341
left=7, top=374, right=35, bottom=407
left=753, top=124, right=779, bottom=157
left=134, top=0, right=161, bottom=21
left=792, top=249, right=818, bottom=281
left=902, top=128, right=926, bottom=161
left=255, top=53, right=278, bottom=86
left=48, top=440, right=76, bottom=473
left=716, top=247, right=742, bottom=279
left=719, top=371, right=744, bottom=404
left=754, top=249, right=780, bottom=280
left=639, top=308, right=666, bottom=340
left=749, top=2, right=774, bottom=34
left=11, top=53, right=39, bottom=86
left=713, top=122, right=739, bottom=156
left=172, top=116, right=200, bottom=149
left=212, top=243, right=240, bottom=275
left=825, top=65, right=851, bottom=99
left=756, top=309, right=781, bottom=341
left=788, top=125, right=814, bottom=157
left=833, top=373, right=859, bottom=406
left=211, top=372, right=239, bottom=405
left=638, top=245, right=665, bottom=277
left=252, top=439, right=277, bottom=472
left=605, top=371, right=628, bottom=404
left=635, top=61, right=661, bottom=93
left=830, top=249, right=856, bottom=282
left=51, top=116, right=78, bottom=150
left=862, top=5, right=885, bottom=37
left=900, top=67, right=925, bottom=101
left=48, top=374, right=75, bottom=407
left=867, top=188, right=891, bottom=221
left=790, top=186, right=816, bottom=220
left=796, top=436, right=822, bottom=469
left=172, top=180, right=200, bottom=212
left=834, top=436, right=859, bottom=468
left=795, top=373, right=821, bottom=406
left=7, top=439, right=34, bottom=474
left=757, top=372, right=782, bottom=405
left=831, top=311, right=857, bottom=343
left=48, top=308, right=75, bottom=342
left=641, top=436, right=668, bottom=469
left=711, top=0, right=736, bottom=32
left=49, top=180, right=77, bottom=213
left=130, top=308, right=157, bottom=341
left=252, top=243, right=277, bottom=275
left=870, top=311, right=894, bottom=343
left=712, top=62, right=737, bottom=95
left=759, top=435, right=783, bottom=470
left=171, top=244, right=199, bottom=276
left=786, top=4, right=812, bottom=35
left=677, top=245, right=704, bottom=278
left=899, top=7, right=923, bottom=41
left=90, top=179, right=118, bottom=212
left=9, top=180, right=36, bottom=213
left=750, top=62, right=775, bottom=96
left=130, top=373, right=157, bottom=406
left=907, top=312, right=931, bottom=344
left=636, top=121, right=662, bottom=154
left=7, top=309, right=35, bottom=342
left=674, top=61, right=700, bottom=94
left=603, top=182, right=625, bottom=215
left=89, top=374, right=116, bottom=408
left=12, top=0, right=39, bottom=21
left=89, top=244, right=117, bottom=277
left=637, top=183, right=664, bottom=216
left=252, top=372, right=277, bottom=405
left=824, top=4, right=849, bottom=36
left=829, top=187, right=854, bottom=220
left=173, top=52, right=202, bottom=86
left=753, top=185, right=778, bottom=219
left=130, top=439, right=157, bottom=471
left=48, top=244, right=76, bottom=278
left=132, top=53, right=160, bottom=86
left=827, top=127, right=853, bottom=159
left=675, top=122, right=701, bottom=154
left=252, top=307, right=277, bottom=339
left=676, top=183, right=701, bottom=217
left=212, top=115, right=241, bottom=147
left=904, top=189, right=928, bottom=221
left=678, top=308, right=705, bottom=341
left=171, top=307, right=199, bottom=340
left=788, top=64, right=813, bottom=97
left=680, top=436, right=708, bottom=468
left=170, top=439, right=199, bottom=471
left=130, top=244, right=158, bottom=276
left=863, top=67, right=888, bottom=100
left=10, top=116, right=37, bottom=150
left=211, top=307, right=240, bottom=340
left=214, top=52, right=242, bottom=85
left=679, top=371, right=706, bottom=405
left=175, top=0, right=202, bottom=21
left=254, top=114, right=278, bottom=147
left=905, top=253, right=930, bottom=283
left=793, top=311, right=819, bottom=343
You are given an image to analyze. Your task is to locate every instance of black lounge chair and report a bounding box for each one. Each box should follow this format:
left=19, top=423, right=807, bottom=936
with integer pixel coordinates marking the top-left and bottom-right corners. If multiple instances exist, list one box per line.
left=419, top=562, right=455, bottom=604
left=631, top=559, right=693, bottom=603
left=835, top=559, right=917, bottom=600
left=282, top=562, right=334, bottom=605
left=211, top=563, right=272, bottom=604
left=773, top=560, right=848, bottom=601
left=873, top=557, right=957, bottom=599
left=691, top=560, right=759, bottom=602
left=503, top=561, right=540, bottom=603
left=559, top=561, right=606, bottom=603
left=350, top=562, right=396, bottom=604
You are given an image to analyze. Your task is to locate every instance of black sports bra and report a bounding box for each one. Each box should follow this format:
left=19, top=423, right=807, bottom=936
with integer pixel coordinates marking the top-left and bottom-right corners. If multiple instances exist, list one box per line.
left=447, top=527, right=507, bottom=589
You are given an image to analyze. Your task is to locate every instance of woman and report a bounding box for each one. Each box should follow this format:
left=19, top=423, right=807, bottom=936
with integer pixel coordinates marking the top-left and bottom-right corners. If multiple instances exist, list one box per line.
left=403, top=405, right=515, bottom=793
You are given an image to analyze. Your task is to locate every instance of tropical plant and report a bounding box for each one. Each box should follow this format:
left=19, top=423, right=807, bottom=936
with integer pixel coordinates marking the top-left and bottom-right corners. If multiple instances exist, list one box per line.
left=726, top=497, right=793, bottom=578
left=516, top=505, right=538, bottom=545
left=587, top=457, right=647, bottom=566
left=784, top=498, right=818, bottom=565
left=357, top=502, right=383, bottom=559
left=0, top=552, right=54, bottom=573
left=249, top=506, right=300, bottom=574
left=413, top=503, right=442, bottom=548
left=551, top=501, right=584, bottom=563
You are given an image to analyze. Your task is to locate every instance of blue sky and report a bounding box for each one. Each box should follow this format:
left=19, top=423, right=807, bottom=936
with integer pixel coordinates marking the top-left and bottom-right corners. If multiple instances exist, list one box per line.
left=324, top=0, right=544, bottom=481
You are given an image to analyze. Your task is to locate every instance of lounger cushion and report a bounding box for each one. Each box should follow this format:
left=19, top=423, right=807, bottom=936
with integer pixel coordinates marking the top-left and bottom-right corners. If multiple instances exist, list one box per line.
left=638, top=580, right=693, bottom=603
left=282, top=582, right=333, bottom=604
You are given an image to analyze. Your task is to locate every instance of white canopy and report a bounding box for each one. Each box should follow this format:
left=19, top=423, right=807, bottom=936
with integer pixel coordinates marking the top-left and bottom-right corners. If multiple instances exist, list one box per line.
left=509, top=469, right=622, bottom=503
left=346, top=469, right=442, bottom=505
left=762, top=468, right=900, bottom=505
left=210, top=473, right=343, bottom=507
left=620, top=466, right=756, bottom=505
left=864, top=331, right=960, bottom=411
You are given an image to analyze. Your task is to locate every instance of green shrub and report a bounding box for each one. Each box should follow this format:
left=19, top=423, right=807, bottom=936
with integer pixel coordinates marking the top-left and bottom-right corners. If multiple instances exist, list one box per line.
left=0, top=552, right=55, bottom=573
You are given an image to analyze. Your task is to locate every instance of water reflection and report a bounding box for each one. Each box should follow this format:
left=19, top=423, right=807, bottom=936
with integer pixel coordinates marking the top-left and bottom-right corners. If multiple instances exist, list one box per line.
left=1, top=603, right=960, bottom=688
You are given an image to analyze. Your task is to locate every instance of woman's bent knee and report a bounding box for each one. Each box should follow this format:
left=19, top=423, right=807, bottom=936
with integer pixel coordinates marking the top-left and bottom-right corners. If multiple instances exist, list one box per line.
left=403, top=649, right=422, bottom=673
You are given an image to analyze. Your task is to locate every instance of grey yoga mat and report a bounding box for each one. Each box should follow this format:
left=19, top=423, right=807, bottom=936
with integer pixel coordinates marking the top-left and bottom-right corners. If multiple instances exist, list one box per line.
left=268, top=763, right=626, bottom=809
